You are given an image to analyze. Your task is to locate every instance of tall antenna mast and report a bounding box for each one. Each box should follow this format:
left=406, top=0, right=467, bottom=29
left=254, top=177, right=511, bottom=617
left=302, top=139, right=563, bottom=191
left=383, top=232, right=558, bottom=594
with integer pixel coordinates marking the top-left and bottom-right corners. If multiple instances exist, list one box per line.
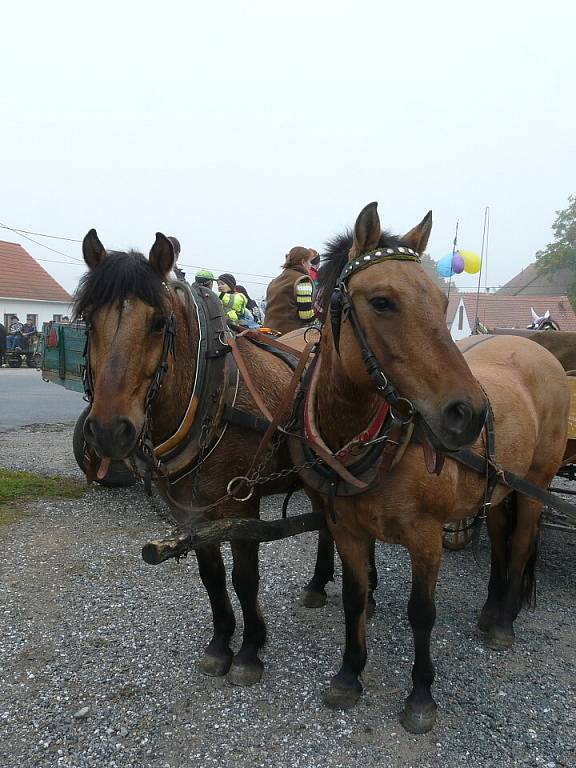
left=446, top=220, right=459, bottom=302
left=474, top=206, right=490, bottom=332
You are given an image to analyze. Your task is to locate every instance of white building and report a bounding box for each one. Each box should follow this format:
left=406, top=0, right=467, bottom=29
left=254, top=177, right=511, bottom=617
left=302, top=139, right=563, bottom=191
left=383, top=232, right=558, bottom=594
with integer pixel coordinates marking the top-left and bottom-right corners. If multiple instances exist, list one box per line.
left=0, top=240, right=73, bottom=329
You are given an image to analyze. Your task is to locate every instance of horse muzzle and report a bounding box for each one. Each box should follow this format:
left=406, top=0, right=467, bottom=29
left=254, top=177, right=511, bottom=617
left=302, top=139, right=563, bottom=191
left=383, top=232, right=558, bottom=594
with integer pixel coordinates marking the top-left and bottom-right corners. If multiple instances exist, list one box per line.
left=84, top=415, right=139, bottom=460
left=419, top=398, right=487, bottom=453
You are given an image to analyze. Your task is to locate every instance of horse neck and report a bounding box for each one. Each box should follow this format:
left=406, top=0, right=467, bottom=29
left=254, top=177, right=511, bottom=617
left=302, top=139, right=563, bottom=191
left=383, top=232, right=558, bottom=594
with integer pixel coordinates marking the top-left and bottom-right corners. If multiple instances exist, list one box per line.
left=314, top=333, right=382, bottom=451
left=150, top=298, right=197, bottom=444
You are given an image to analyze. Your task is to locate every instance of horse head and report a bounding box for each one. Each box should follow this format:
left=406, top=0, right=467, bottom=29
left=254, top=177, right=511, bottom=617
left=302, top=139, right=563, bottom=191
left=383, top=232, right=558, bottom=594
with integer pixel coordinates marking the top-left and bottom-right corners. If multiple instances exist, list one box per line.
left=322, top=202, right=487, bottom=452
left=75, top=230, right=192, bottom=461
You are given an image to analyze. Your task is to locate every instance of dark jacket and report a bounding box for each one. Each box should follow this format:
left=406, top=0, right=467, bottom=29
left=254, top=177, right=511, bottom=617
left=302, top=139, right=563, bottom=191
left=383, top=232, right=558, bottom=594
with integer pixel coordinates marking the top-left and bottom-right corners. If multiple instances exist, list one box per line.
left=263, top=265, right=314, bottom=334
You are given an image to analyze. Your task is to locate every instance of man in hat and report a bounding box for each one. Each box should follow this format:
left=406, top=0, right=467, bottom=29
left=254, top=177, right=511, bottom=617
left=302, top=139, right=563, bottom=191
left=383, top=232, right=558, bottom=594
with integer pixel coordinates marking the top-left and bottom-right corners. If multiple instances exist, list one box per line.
left=168, top=236, right=186, bottom=281
left=263, top=247, right=315, bottom=334
left=194, top=268, right=215, bottom=291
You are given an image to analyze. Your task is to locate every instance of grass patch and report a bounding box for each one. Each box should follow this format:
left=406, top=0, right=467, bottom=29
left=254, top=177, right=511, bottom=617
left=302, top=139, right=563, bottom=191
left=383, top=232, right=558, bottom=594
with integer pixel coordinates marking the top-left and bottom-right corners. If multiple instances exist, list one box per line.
left=0, top=469, right=84, bottom=526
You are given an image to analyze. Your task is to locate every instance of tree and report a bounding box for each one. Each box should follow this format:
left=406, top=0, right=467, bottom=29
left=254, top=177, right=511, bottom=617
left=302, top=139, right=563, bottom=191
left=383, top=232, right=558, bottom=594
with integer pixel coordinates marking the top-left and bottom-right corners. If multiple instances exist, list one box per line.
left=536, top=195, right=576, bottom=302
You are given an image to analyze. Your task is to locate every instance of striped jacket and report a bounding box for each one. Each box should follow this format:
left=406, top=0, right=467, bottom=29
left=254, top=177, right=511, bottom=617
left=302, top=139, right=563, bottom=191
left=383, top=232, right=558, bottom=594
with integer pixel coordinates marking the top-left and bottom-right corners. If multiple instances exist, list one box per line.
left=263, top=266, right=315, bottom=335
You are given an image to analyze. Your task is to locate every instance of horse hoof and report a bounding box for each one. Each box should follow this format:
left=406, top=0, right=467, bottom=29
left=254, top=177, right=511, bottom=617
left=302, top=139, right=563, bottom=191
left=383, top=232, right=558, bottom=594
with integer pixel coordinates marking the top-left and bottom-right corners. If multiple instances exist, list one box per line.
left=323, top=682, right=362, bottom=710
left=366, top=594, right=376, bottom=620
left=400, top=702, right=438, bottom=734
left=478, top=608, right=496, bottom=633
left=300, top=589, right=327, bottom=609
left=228, top=659, right=264, bottom=686
left=486, top=628, right=515, bottom=651
left=199, top=652, right=233, bottom=677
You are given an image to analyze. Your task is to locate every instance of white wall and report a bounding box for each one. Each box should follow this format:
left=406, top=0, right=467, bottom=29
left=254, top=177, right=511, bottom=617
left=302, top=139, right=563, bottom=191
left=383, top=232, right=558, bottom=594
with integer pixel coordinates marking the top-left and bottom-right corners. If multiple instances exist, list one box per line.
left=0, top=298, right=73, bottom=328
left=449, top=298, right=472, bottom=340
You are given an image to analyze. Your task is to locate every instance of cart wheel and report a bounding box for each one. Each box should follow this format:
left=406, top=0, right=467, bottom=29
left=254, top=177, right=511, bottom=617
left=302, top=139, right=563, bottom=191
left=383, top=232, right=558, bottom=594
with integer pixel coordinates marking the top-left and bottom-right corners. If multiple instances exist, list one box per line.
left=7, top=356, right=22, bottom=368
left=73, top=407, right=136, bottom=488
left=443, top=518, right=474, bottom=550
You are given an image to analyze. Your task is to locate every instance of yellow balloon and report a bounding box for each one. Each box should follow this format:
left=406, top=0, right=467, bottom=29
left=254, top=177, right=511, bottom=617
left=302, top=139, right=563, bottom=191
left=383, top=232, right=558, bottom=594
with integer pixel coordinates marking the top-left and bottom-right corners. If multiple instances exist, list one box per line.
left=459, top=249, right=481, bottom=274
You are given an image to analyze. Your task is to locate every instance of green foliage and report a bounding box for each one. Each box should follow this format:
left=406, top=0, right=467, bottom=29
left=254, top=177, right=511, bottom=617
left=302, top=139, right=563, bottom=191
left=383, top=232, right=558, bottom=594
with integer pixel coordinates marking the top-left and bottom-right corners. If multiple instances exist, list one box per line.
left=536, top=195, right=576, bottom=301
left=0, top=469, right=83, bottom=526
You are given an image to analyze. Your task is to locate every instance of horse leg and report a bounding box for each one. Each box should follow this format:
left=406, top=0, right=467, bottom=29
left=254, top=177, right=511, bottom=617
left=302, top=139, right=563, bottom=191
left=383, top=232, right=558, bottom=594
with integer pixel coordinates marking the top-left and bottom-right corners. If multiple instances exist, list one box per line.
left=228, top=539, right=267, bottom=686
left=300, top=526, right=335, bottom=608
left=366, top=537, right=378, bottom=619
left=323, top=529, right=370, bottom=710
left=486, top=495, right=542, bottom=650
left=195, top=544, right=236, bottom=677
left=479, top=500, right=510, bottom=634
left=399, top=529, right=442, bottom=735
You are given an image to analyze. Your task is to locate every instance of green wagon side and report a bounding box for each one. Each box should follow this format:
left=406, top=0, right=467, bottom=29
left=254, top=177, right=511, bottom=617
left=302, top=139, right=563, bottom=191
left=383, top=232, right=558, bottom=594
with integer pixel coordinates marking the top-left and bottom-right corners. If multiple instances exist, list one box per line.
left=40, top=321, right=86, bottom=394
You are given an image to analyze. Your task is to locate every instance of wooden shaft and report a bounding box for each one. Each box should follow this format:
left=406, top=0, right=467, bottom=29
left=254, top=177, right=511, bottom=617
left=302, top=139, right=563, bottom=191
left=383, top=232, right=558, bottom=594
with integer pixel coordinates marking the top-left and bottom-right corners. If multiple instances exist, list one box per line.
left=142, top=511, right=325, bottom=565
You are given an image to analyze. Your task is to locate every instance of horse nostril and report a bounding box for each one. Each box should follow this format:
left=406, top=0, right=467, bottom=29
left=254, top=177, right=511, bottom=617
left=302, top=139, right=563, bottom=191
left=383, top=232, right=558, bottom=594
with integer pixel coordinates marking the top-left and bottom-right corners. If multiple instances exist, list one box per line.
left=113, top=418, right=136, bottom=451
left=443, top=401, right=475, bottom=436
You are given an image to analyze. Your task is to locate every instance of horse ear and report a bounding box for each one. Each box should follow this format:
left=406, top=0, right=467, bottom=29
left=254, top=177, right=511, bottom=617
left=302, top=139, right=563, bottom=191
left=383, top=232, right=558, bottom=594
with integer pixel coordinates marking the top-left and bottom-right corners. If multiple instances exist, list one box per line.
left=401, top=211, right=433, bottom=254
left=544, top=309, right=550, bottom=319
left=149, top=232, right=175, bottom=278
left=530, top=307, right=539, bottom=322
left=351, top=202, right=381, bottom=257
left=82, top=229, right=107, bottom=270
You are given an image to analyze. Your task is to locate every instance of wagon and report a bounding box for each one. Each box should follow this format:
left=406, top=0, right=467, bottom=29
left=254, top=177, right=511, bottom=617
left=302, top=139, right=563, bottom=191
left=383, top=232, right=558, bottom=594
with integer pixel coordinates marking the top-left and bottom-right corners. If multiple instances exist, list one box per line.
left=39, top=321, right=135, bottom=488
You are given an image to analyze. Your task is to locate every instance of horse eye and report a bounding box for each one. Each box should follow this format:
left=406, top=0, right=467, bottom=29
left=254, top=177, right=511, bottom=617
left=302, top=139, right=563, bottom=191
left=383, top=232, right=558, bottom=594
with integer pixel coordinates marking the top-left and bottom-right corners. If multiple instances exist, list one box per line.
left=370, top=297, right=395, bottom=313
left=151, top=316, right=167, bottom=333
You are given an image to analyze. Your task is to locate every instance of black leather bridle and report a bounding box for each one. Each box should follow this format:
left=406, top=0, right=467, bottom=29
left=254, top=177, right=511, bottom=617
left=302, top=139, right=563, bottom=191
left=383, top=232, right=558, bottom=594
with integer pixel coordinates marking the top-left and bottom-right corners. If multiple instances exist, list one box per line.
left=330, top=245, right=421, bottom=423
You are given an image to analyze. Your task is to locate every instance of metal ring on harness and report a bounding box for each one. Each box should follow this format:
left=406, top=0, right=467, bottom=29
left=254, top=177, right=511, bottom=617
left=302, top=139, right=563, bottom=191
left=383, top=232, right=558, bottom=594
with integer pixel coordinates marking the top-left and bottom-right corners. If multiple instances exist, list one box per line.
left=227, top=476, right=255, bottom=502
left=390, top=397, right=415, bottom=424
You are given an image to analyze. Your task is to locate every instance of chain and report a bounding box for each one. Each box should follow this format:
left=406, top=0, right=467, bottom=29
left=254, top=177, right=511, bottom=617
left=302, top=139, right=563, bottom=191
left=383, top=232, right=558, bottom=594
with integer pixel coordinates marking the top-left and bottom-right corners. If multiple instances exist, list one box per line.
left=245, top=453, right=324, bottom=488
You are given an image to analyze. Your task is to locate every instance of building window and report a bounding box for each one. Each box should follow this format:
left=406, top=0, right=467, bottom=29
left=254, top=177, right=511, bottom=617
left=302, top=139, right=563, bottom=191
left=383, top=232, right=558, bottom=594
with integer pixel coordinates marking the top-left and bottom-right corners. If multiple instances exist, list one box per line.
left=458, top=305, right=464, bottom=331
left=53, top=314, right=62, bottom=322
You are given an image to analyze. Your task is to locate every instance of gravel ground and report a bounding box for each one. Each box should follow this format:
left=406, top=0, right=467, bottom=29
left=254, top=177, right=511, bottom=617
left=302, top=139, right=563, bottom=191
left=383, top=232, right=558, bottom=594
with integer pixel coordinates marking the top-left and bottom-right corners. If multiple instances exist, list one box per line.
left=1, top=424, right=575, bottom=768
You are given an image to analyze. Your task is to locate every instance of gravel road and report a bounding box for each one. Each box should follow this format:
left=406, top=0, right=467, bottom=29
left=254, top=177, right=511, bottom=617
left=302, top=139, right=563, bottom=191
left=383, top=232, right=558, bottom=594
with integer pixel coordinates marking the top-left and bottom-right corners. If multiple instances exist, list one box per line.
left=0, top=424, right=575, bottom=768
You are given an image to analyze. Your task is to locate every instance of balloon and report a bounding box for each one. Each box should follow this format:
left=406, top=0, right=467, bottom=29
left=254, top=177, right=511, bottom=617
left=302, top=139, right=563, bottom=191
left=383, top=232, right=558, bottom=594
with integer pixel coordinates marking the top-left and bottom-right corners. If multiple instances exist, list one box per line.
left=436, top=254, right=454, bottom=278
left=451, top=252, right=465, bottom=274
left=459, top=249, right=481, bottom=274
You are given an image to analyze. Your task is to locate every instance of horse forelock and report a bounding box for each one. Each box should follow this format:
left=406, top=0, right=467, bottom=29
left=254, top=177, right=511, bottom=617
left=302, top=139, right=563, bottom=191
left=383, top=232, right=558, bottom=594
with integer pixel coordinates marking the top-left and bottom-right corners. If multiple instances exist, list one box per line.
left=73, top=250, right=169, bottom=323
left=317, top=229, right=402, bottom=322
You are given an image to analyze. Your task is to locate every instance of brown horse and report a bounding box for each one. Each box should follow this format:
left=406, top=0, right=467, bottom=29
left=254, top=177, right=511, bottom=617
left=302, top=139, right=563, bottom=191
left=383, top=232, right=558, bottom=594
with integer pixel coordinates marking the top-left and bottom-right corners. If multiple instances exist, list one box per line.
left=74, top=230, right=314, bottom=687
left=295, top=203, right=569, bottom=733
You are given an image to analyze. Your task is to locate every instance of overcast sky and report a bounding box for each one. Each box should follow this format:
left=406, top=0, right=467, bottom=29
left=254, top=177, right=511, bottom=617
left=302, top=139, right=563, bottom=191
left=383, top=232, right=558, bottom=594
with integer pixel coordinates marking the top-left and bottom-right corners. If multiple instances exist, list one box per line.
left=2, top=0, right=575, bottom=300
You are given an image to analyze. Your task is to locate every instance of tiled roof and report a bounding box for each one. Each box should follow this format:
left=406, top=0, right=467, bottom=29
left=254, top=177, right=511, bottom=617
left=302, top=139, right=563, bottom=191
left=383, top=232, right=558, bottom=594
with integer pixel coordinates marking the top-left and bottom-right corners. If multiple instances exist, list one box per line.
left=447, top=293, right=576, bottom=332
left=0, top=240, right=72, bottom=302
left=496, top=263, right=575, bottom=296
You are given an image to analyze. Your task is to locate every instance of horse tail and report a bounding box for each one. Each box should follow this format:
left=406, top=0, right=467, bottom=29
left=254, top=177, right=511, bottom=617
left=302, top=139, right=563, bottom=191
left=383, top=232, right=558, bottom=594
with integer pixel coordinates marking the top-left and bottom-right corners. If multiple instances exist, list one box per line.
left=522, top=527, right=539, bottom=610
left=505, top=491, right=539, bottom=609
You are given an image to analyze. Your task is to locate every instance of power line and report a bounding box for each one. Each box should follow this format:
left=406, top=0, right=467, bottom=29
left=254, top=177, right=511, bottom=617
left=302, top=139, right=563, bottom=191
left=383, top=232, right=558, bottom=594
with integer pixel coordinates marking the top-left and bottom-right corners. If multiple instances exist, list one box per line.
left=0, top=221, right=84, bottom=263
left=0, top=221, right=274, bottom=277
left=0, top=224, right=81, bottom=242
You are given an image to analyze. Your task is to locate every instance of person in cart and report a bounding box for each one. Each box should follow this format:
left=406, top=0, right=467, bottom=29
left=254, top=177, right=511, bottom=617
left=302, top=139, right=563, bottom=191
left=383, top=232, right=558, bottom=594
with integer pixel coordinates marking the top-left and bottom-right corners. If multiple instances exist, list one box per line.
left=263, top=247, right=316, bottom=334
left=6, top=316, right=23, bottom=350
left=20, top=319, right=37, bottom=348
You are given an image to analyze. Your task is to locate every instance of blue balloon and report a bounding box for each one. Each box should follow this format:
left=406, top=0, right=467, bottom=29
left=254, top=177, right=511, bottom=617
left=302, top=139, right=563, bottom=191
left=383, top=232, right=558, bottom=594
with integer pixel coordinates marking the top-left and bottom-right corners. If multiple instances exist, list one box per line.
left=436, top=254, right=454, bottom=278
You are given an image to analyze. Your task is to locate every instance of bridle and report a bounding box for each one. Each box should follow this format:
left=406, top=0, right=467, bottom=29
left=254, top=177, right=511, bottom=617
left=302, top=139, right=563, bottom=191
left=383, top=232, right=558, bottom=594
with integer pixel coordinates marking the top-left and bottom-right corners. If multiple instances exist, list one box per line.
left=82, top=303, right=177, bottom=416
left=330, top=244, right=421, bottom=424
left=81, top=285, right=180, bottom=470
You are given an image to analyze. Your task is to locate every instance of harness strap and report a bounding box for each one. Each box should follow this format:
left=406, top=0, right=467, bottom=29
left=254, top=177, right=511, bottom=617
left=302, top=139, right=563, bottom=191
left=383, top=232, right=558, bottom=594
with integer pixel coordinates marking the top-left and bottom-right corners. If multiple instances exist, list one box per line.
left=223, top=406, right=270, bottom=435
left=227, top=336, right=275, bottom=422
left=449, top=448, right=576, bottom=525
left=243, top=341, right=316, bottom=477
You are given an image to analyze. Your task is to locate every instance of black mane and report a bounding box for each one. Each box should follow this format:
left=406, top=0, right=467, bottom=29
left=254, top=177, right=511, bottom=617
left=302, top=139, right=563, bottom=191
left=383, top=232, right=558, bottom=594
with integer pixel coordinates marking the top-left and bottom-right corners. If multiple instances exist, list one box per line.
left=73, top=251, right=168, bottom=320
left=317, top=229, right=403, bottom=320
